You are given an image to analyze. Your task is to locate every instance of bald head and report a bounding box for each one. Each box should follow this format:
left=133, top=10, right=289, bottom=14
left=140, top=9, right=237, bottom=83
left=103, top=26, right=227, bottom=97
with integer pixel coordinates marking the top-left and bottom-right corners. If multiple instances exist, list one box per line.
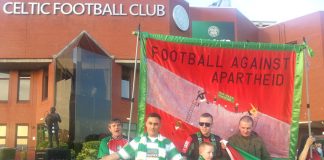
left=238, top=116, right=254, bottom=137
left=239, top=115, right=254, bottom=126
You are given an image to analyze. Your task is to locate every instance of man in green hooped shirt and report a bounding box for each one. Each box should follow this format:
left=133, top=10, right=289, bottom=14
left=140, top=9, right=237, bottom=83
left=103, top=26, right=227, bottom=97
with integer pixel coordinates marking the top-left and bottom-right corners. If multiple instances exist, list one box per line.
left=228, top=115, right=271, bottom=160
left=97, top=118, right=128, bottom=159
left=101, top=112, right=182, bottom=160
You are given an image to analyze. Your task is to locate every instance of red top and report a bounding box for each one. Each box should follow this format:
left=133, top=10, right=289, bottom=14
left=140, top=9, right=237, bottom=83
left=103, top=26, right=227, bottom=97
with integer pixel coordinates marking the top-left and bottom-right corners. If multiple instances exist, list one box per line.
left=306, top=149, right=321, bottom=160
left=107, top=137, right=128, bottom=152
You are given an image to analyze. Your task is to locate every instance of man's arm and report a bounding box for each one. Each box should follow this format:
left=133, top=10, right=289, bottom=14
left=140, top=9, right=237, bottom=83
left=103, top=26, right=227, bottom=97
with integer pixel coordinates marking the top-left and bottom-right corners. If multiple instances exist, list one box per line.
left=260, top=139, right=271, bottom=160
left=181, top=136, right=194, bottom=159
left=52, top=113, right=61, bottom=123
left=214, top=137, right=223, bottom=158
left=97, top=137, right=109, bottom=159
left=165, top=139, right=183, bottom=160
left=45, top=114, right=51, bottom=126
left=299, top=136, right=314, bottom=160
left=219, top=139, right=236, bottom=160
left=100, top=153, right=120, bottom=160
left=56, top=113, right=61, bottom=122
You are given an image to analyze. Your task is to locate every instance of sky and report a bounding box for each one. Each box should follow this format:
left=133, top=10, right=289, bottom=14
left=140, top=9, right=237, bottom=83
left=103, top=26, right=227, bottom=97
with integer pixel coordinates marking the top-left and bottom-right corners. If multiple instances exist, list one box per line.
left=185, top=0, right=324, bottom=22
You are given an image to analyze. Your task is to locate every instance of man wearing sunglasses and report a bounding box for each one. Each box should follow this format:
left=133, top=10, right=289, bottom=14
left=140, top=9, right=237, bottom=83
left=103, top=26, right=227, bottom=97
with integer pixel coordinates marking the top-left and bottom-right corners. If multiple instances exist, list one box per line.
left=182, top=113, right=224, bottom=160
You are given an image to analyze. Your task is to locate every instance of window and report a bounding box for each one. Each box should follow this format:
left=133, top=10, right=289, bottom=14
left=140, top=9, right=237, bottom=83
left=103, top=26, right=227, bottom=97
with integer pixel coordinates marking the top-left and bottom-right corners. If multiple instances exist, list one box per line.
left=18, top=72, right=31, bottom=101
left=121, top=66, right=131, bottom=99
left=16, top=125, right=28, bottom=150
left=42, top=68, right=49, bottom=100
left=0, top=71, right=9, bottom=101
left=122, top=123, right=137, bottom=139
left=0, top=124, right=6, bottom=147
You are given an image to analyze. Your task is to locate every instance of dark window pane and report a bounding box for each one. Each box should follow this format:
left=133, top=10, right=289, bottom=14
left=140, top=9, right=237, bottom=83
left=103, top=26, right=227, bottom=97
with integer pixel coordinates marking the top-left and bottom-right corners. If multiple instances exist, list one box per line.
left=121, top=66, right=130, bottom=99
left=42, top=68, right=49, bottom=100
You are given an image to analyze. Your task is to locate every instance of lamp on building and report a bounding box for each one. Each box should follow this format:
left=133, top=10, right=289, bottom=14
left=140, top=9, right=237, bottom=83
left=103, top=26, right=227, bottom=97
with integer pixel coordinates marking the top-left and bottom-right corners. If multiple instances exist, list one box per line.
left=90, top=87, right=97, bottom=133
left=91, top=87, right=97, bottom=97
left=91, top=87, right=97, bottom=110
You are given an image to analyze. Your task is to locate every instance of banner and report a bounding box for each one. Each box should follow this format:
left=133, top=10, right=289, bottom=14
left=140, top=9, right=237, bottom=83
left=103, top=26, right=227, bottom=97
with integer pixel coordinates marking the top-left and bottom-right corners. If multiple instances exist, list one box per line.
left=226, top=145, right=260, bottom=160
left=137, top=32, right=306, bottom=159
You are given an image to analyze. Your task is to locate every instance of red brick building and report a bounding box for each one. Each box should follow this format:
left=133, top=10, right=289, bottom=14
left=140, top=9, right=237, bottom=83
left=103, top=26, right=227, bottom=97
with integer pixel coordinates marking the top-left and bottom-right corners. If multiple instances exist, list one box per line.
left=0, top=0, right=323, bottom=159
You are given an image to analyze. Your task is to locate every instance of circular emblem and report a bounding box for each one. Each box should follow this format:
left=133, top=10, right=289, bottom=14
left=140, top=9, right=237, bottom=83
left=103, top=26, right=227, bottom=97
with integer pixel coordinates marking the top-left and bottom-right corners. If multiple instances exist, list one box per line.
left=208, top=26, right=220, bottom=38
left=172, top=5, right=190, bottom=31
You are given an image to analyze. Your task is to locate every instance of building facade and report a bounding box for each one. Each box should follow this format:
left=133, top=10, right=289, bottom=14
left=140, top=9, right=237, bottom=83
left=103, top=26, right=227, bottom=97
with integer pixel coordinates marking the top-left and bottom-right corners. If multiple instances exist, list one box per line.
left=0, top=0, right=323, bottom=159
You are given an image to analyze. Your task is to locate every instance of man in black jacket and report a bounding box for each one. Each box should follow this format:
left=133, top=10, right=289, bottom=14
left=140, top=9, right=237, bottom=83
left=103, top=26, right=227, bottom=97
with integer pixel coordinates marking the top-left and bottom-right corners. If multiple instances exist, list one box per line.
left=45, top=107, right=61, bottom=148
left=182, top=113, right=224, bottom=160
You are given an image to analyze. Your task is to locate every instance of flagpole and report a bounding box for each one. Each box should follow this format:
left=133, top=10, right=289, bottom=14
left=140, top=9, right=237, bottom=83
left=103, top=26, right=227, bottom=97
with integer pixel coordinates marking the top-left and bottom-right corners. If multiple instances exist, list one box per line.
left=303, top=37, right=312, bottom=158
left=127, top=24, right=141, bottom=141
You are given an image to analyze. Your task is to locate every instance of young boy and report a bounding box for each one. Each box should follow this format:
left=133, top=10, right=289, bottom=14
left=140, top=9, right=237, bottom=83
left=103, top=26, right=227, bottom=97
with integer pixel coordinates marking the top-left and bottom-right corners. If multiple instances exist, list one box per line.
left=199, top=142, right=214, bottom=160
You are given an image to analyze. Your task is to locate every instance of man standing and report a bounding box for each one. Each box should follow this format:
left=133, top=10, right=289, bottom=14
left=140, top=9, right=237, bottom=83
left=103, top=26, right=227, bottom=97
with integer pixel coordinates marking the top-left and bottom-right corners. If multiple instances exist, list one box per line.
left=101, top=112, right=182, bottom=160
left=97, top=118, right=128, bottom=159
left=182, top=113, right=223, bottom=160
left=228, top=115, right=271, bottom=160
left=45, top=107, right=61, bottom=148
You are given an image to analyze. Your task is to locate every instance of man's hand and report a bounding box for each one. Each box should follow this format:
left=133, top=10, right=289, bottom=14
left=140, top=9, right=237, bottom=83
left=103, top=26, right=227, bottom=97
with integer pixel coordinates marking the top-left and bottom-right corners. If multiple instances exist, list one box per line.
left=299, top=136, right=316, bottom=160
left=305, top=136, right=315, bottom=147
left=220, top=139, right=228, bottom=149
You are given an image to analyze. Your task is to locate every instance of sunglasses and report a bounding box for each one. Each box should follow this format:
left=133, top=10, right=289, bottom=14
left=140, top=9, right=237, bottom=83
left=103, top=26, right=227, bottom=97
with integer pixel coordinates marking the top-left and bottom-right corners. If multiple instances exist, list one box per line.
left=199, top=122, right=211, bottom=127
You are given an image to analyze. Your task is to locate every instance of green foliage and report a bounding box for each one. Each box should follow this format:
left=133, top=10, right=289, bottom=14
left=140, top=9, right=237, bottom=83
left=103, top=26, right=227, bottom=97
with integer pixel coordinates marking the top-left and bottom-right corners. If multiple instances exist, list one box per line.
left=76, top=141, right=100, bottom=160
left=36, top=140, right=68, bottom=150
left=37, top=141, right=49, bottom=150
left=36, top=124, right=47, bottom=149
left=70, top=149, right=76, bottom=159
left=73, top=142, right=83, bottom=157
left=0, top=148, right=16, bottom=160
left=59, top=142, right=69, bottom=149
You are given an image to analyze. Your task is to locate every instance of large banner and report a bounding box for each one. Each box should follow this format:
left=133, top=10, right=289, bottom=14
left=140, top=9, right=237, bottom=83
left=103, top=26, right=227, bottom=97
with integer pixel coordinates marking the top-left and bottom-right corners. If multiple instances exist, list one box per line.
left=137, top=33, right=306, bottom=159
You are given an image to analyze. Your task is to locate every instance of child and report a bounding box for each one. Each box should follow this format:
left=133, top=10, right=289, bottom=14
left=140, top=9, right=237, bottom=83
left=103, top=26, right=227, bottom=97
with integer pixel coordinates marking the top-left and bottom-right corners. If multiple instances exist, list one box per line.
left=199, top=142, right=214, bottom=160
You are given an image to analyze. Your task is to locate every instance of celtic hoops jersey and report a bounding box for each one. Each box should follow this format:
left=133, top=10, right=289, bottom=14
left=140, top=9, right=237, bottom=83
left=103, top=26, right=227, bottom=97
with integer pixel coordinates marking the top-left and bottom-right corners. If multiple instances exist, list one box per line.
left=117, top=134, right=182, bottom=160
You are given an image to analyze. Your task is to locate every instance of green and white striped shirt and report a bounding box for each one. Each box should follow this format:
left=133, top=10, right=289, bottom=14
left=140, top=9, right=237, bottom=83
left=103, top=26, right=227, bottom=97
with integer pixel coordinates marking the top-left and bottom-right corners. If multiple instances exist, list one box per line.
left=117, top=133, right=182, bottom=160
